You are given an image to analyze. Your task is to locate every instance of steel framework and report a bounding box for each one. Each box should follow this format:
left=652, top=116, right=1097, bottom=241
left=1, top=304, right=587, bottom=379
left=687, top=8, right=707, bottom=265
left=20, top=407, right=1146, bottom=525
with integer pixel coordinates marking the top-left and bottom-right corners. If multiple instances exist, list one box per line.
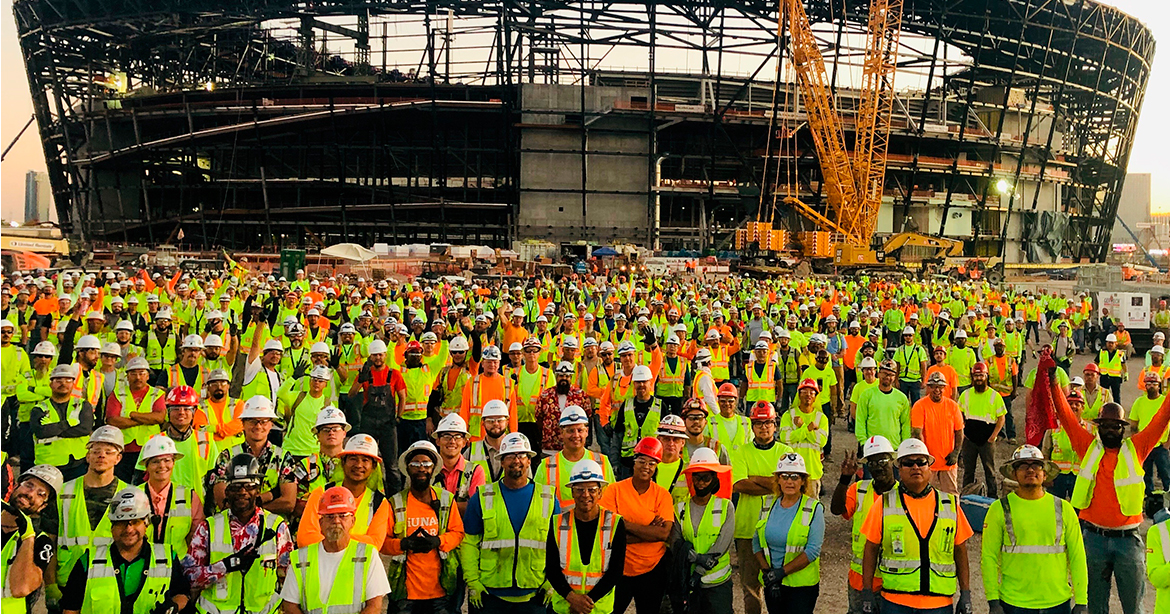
left=13, top=0, right=1156, bottom=259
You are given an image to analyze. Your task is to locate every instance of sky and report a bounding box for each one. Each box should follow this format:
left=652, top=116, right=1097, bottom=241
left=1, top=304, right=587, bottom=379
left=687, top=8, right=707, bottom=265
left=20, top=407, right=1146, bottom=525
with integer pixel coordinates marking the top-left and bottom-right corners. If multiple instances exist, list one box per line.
left=1, top=0, right=1167, bottom=222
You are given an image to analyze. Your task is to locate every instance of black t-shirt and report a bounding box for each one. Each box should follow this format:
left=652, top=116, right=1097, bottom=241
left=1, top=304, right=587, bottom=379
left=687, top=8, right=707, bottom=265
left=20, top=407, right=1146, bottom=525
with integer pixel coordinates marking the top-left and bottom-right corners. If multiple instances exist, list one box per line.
left=84, top=481, right=119, bottom=531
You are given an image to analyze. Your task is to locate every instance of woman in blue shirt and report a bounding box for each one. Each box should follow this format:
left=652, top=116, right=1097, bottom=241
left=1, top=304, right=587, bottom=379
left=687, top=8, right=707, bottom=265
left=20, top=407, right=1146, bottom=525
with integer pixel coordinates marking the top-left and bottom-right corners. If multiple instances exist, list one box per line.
left=752, top=452, right=825, bottom=614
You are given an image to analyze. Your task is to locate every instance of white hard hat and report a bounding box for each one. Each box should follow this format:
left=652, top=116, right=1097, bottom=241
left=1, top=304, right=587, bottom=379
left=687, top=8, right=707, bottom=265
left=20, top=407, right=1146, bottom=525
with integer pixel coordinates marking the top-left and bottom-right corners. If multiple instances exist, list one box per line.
left=262, top=339, right=284, bottom=353
left=482, top=346, right=502, bottom=361
left=631, top=365, right=654, bottom=382
left=449, top=336, right=470, bottom=352
left=115, top=320, right=135, bottom=332
left=566, top=459, right=608, bottom=486
left=156, top=307, right=173, bottom=320
left=616, top=341, right=637, bottom=355
left=306, top=342, right=329, bottom=355
left=88, top=425, right=125, bottom=450
left=656, top=414, right=687, bottom=439
left=398, top=440, right=440, bottom=475
left=367, top=339, right=388, bottom=355
left=239, top=396, right=278, bottom=420
left=562, top=336, right=579, bottom=349
left=1070, top=376, right=1085, bottom=387
left=1000, top=444, right=1059, bottom=479
left=1152, top=345, right=1166, bottom=355
left=776, top=329, right=791, bottom=339
left=512, top=308, right=526, bottom=318
left=862, top=435, right=895, bottom=458
left=849, top=321, right=861, bottom=329
left=19, top=465, right=64, bottom=497
left=339, top=323, right=357, bottom=334
left=498, top=432, right=537, bottom=457
left=859, top=357, right=878, bottom=370
left=432, top=413, right=469, bottom=438
left=85, top=311, right=105, bottom=321
left=901, top=326, right=916, bottom=336
left=685, top=447, right=721, bottom=469
left=138, top=435, right=184, bottom=466
left=665, top=334, right=680, bottom=346
left=340, top=433, right=382, bottom=460
left=482, top=399, right=510, bottom=420
left=559, top=405, right=589, bottom=427
left=108, top=488, right=152, bottom=522
left=0, top=319, right=12, bottom=330
left=310, top=365, right=332, bottom=380
left=895, top=438, right=935, bottom=464
left=182, top=334, right=205, bottom=350
left=554, top=361, right=574, bottom=375
left=1106, top=334, right=1118, bottom=343
left=508, top=342, right=523, bottom=353
left=773, top=452, right=808, bottom=475
left=314, top=406, right=350, bottom=431
left=31, top=342, right=56, bottom=357
left=76, top=335, right=102, bottom=351
left=704, top=329, right=721, bottom=340
left=694, top=348, right=712, bottom=363
left=954, top=329, right=968, bottom=339
left=203, top=334, right=224, bottom=348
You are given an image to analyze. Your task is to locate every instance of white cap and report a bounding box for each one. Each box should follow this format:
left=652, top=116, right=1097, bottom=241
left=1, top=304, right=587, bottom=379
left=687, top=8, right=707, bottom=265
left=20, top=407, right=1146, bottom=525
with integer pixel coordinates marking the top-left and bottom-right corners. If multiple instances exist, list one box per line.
left=262, top=339, right=284, bottom=353
left=895, top=438, right=935, bottom=464
left=631, top=365, right=654, bottom=382
left=181, top=334, right=205, bottom=349
left=773, top=452, right=808, bottom=475
left=76, top=335, right=102, bottom=351
left=314, top=406, right=351, bottom=431
left=108, top=488, right=151, bottom=522
left=432, top=414, right=469, bottom=437
left=50, top=364, right=78, bottom=379
left=482, top=399, right=510, bottom=420
left=901, top=326, right=916, bottom=336
left=559, top=405, right=589, bottom=426
left=101, top=342, right=121, bottom=356
left=1153, top=345, right=1166, bottom=355
left=508, top=342, right=523, bottom=353
left=239, top=396, right=278, bottom=420
left=367, top=339, right=388, bottom=355
left=499, top=432, right=537, bottom=457
left=138, top=435, right=184, bottom=465
left=566, top=459, right=608, bottom=486
left=310, top=342, right=330, bottom=354
left=862, top=435, right=895, bottom=458
left=31, top=342, right=56, bottom=357
left=88, top=425, right=125, bottom=450
left=115, top=320, right=134, bottom=332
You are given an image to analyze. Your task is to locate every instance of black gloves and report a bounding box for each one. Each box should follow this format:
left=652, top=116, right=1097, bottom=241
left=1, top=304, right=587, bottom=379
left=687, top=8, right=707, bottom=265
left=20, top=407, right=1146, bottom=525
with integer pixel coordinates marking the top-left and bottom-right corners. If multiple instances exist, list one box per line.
left=221, top=545, right=258, bottom=573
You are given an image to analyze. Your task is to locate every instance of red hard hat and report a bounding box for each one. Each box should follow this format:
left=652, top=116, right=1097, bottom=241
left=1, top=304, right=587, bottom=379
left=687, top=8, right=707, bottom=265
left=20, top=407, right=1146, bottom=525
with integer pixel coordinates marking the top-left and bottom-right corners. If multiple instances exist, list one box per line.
left=405, top=340, right=423, bottom=353
left=317, top=486, right=356, bottom=515
left=717, top=383, right=739, bottom=398
left=749, top=400, right=776, bottom=421
left=1083, top=363, right=1100, bottom=374
left=797, top=378, right=820, bottom=393
left=165, top=385, right=200, bottom=407
left=632, top=437, right=663, bottom=462
left=971, top=362, right=988, bottom=375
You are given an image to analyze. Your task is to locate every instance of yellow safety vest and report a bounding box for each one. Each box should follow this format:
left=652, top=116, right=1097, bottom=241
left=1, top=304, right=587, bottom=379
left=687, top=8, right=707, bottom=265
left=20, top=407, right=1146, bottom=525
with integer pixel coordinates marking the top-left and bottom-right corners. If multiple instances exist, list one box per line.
left=115, top=384, right=165, bottom=448
left=286, top=540, right=374, bottom=614
left=401, top=365, right=434, bottom=421
left=57, top=477, right=128, bottom=587
left=620, top=397, right=662, bottom=457
left=710, top=346, right=730, bottom=381
left=475, top=483, right=555, bottom=590
left=1071, top=438, right=1144, bottom=517
left=537, top=450, right=614, bottom=510
left=516, top=366, right=551, bottom=423
left=196, top=510, right=284, bottom=614
left=745, top=360, right=776, bottom=403
left=656, top=357, right=687, bottom=398
left=466, top=374, right=514, bottom=441
left=550, top=510, right=621, bottom=614
left=438, top=365, right=473, bottom=417
left=849, top=480, right=882, bottom=576
left=1097, top=350, right=1124, bottom=378
left=80, top=543, right=172, bottom=614
left=141, top=483, right=194, bottom=559
left=33, top=397, right=90, bottom=467
left=878, top=489, right=958, bottom=597
left=676, top=498, right=733, bottom=586
left=756, top=494, right=822, bottom=587
left=1, top=506, right=32, bottom=614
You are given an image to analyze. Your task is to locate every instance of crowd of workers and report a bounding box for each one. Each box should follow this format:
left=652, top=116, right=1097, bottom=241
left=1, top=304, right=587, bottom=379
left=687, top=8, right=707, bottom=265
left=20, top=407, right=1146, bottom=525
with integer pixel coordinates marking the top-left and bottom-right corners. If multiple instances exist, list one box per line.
left=0, top=264, right=1168, bottom=614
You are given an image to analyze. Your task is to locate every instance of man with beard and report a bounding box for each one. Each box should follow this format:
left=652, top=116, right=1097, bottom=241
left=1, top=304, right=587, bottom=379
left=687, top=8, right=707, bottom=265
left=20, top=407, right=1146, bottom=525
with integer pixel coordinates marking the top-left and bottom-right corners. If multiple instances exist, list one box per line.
left=534, top=362, right=591, bottom=454
left=201, top=369, right=245, bottom=450
left=673, top=447, right=734, bottom=614
left=281, top=486, right=390, bottom=614
left=614, top=366, right=661, bottom=480
left=959, top=363, right=1007, bottom=498
left=333, top=322, right=367, bottom=423
left=297, top=434, right=390, bottom=548
left=105, top=356, right=167, bottom=483
left=14, top=341, right=57, bottom=471
left=1047, top=350, right=1170, bottom=614
left=465, top=400, right=512, bottom=482
left=461, top=432, right=558, bottom=614
left=399, top=341, right=436, bottom=452
left=32, top=364, right=96, bottom=480
left=5, top=464, right=61, bottom=610
left=60, top=488, right=190, bottom=614
left=143, top=307, right=178, bottom=375
left=461, top=346, right=516, bottom=442
left=241, top=330, right=285, bottom=412
left=514, top=337, right=551, bottom=448
left=830, top=435, right=897, bottom=614
left=162, top=386, right=218, bottom=501
left=136, top=435, right=204, bottom=559
left=680, top=398, right=731, bottom=465
left=182, top=454, right=293, bottom=614
left=383, top=441, right=465, bottom=614
left=165, top=335, right=210, bottom=390
left=536, top=406, right=615, bottom=509
left=435, top=335, right=473, bottom=420
left=350, top=339, right=405, bottom=489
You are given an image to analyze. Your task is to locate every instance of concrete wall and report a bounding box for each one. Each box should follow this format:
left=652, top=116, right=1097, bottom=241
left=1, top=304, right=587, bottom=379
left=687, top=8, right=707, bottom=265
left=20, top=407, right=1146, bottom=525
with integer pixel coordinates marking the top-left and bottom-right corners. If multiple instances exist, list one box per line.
left=517, top=83, right=651, bottom=245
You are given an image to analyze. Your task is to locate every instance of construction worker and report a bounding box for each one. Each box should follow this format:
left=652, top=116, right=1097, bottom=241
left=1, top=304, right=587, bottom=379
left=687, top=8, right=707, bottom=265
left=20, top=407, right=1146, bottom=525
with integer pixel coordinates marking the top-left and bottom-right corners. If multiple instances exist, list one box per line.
left=383, top=440, right=465, bottom=613
left=779, top=378, right=828, bottom=497
left=656, top=333, right=690, bottom=416
left=546, top=459, right=627, bottom=614
left=161, top=385, right=219, bottom=500
left=653, top=414, right=691, bottom=503
left=1042, top=389, right=1087, bottom=500
left=1, top=496, right=42, bottom=612
left=774, top=330, right=802, bottom=413
left=848, top=356, right=879, bottom=434
left=754, top=452, right=825, bottom=614
left=182, top=453, right=293, bottom=614
left=536, top=405, right=615, bottom=509
left=460, top=432, right=560, bottom=614
left=465, top=399, right=513, bottom=483
left=431, top=413, right=486, bottom=517
left=1148, top=491, right=1170, bottom=614
left=399, top=340, right=436, bottom=452
left=166, top=334, right=211, bottom=389
left=7, top=463, right=62, bottom=609
left=673, top=447, right=734, bottom=613
left=1, top=317, right=30, bottom=423
left=51, top=425, right=128, bottom=607
left=854, top=359, right=912, bottom=451
left=298, top=433, right=390, bottom=548
left=138, top=434, right=204, bottom=559
left=986, top=337, right=1019, bottom=442
left=733, top=400, right=794, bottom=614
left=829, top=435, right=897, bottom=614
left=277, top=364, right=336, bottom=458
left=860, top=438, right=975, bottom=614
left=60, top=488, right=191, bottom=614
left=744, top=339, right=778, bottom=408
left=105, top=356, right=167, bottom=483
left=681, top=397, right=731, bottom=465
left=280, top=486, right=390, bottom=614
left=691, top=348, right=718, bottom=416
left=514, top=337, right=552, bottom=447
left=461, top=345, right=516, bottom=443
left=946, top=329, right=979, bottom=394
left=1130, top=370, right=1170, bottom=510
left=203, top=368, right=244, bottom=449
left=911, top=371, right=965, bottom=494
left=894, top=326, right=929, bottom=405
left=711, top=382, right=751, bottom=452
left=14, top=341, right=57, bottom=471
left=210, top=396, right=296, bottom=516
left=1096, top=333, right=1126, bottom=405
left=960, top=362, right=1007, bottom=497
left=291, top=406, right=349, bottom=518
left=1080, top=363, right=1112, bottom=422
left=614, top=365, right=661, bottom=479
left=981, top=445, right=1088, bottom=614
left=31, top=364, right=95, bottom=481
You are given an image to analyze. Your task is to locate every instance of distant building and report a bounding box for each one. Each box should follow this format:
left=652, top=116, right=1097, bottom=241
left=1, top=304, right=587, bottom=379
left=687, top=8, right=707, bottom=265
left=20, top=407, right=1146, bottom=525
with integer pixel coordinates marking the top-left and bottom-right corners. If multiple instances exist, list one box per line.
left=23, top=170, right=52, bottom=223
left=1114, top=173, right=1152, bottom=244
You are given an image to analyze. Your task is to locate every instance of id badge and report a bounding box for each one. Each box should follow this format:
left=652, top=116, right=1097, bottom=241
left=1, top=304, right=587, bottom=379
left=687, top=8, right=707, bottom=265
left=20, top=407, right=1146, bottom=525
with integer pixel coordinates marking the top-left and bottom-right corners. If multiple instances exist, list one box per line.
left=891, top=527, right=905, bottom=556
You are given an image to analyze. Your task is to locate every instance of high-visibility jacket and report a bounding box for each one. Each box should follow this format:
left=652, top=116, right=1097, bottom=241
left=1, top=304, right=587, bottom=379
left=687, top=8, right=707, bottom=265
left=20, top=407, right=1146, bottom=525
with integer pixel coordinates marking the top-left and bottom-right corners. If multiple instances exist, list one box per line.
left=1050, top=427, right=1081, bottom=474
left=946, top=346, right=978, bottom=387
left=114, top=383, right=165, bottom=448
left=1097, top=350, right=1124, bottom=378
left=471, top=483, right=556, bottom=590
left=241, top=364, right=281, bottom=409
left=145, top=331, right=178, bottom=370
left=401, top=365, right=435, bottom=421
left=516, top=366, right=551, bottom=423
left=386, top=486, right=458, bottom=600
left=79, top=543, right=172, bottom=614
left=745, top=360, right=777, bottom=403
left=756, top=494, right=822, bottom=587
left=1147, top=520, right=1170, bottom=614
left=70, top=364, right=103, bottom=406
left=709, top=346, right=730, bottom=381
left=619, top=397, right=662, bottom=458
left=656, top=356, right=687, bottom=398
left=336, top=342, right=366, bottom=391
left=550, top=509, right=622, bottom=614
left=987, top=355, right=1016, bottom=398
left=1072, top=438, right=1144, bottom=517
left=141, top=483, right=195, bottom=559
left=465, top=373, right=514, bottom=441
left=167, top=363, right=208, bottom=391
left=536, top=450, right=615, bottom=510
left=196, top=509, right=284, bottom=614
left=57, top=477, right=129, bottom=587
left=676, top=497, right=732, bottom=586
left=286, top=540, right=375, bottom=614
left=849, top=480, right=882, bottom=577
left=878, top=489, right=959, bottom=597
left=438, top=365, right=473, bottom=418
left=894, top=345, right=927, bottom=383
left=34, top=395, right=92, bottom=468
left=170, top=429, right=217, bottom=498
left=775, top=348, right=801, bottom=385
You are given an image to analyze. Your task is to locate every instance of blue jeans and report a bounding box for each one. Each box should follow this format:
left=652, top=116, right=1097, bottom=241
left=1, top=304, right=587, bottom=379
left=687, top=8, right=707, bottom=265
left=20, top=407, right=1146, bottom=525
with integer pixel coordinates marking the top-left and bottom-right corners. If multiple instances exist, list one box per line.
left=1143, top=445, right=1170, bottom=497
left=900, top=380, right=922, bottom=406
left=1073, top=329, right=1085, bottom=352
left=1051, top=472, right=1076, bottom=500
left=1082, top=528, right=1146, bottom=614
left=879, top=596, right=950, bottom=614
left=593, top=414, right=619, bottom=470
left=478, top=593, right=545, bottom=614
left=1002, top=599, right=1072, bottom=614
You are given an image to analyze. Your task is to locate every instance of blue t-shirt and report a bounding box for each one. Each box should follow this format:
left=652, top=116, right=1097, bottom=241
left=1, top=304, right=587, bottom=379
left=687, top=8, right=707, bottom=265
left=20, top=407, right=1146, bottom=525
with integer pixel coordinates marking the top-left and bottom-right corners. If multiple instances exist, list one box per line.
left=464, top=480, right=562, bottom=597
left=751, top=497, right=825, bottom=568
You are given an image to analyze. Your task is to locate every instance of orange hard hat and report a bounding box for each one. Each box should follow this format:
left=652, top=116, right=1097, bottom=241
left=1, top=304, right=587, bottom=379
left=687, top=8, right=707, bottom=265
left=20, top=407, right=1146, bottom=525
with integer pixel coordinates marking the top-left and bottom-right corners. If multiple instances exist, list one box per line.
left=797, top=378, right=820, bottom=393
left=318, top=486, right=356, bottom=515
left=749, top=400, right=776, bottom=421
left=632, top=437, right=663, bottom=462
left=1083, top=363, right=1100, bottom=374
left=717, top=383, right=739, bottom=398
left=971, top=362, right=988, bottom=375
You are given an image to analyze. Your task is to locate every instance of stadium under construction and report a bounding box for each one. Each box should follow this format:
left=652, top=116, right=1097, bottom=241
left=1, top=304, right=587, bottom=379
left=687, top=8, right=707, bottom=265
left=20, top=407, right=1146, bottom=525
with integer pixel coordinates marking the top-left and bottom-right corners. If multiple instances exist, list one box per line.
left=14, top=0, right=1155, bottom=262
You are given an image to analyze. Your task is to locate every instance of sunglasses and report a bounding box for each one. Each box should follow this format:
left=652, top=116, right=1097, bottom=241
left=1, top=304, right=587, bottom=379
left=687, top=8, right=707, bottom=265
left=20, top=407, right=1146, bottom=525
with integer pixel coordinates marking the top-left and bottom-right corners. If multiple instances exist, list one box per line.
left=776, top=473, right=804, bottom=481
left=899, top=458, right=930, bottom=468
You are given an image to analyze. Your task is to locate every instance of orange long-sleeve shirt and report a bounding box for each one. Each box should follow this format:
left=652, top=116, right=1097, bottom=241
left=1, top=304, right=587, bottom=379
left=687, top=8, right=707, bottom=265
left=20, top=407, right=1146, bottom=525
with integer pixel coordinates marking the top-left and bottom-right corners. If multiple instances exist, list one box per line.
left=381, top=486, right=465, bottom=600
left=298, top=485, right=391, bottom=549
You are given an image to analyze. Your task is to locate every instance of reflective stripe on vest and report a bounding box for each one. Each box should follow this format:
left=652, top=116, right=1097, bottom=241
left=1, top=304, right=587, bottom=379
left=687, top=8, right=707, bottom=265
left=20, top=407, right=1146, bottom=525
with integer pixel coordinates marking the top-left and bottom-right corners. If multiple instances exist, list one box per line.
left=1071, top=437, right=1145, bottom=517
left=878, top=489, right=958, bottom=596
left=289, top=541, right=371, bottom=614
left=81, top=543, right=171, bottom=614
left=1000, top=494, right=1066, bottom=555
left=745, top=360, right=776, bottom=402
left=676, top=498, right=732, bottom=585
left=756, top=494, right=821, bottom=587
left=555, top=509, right=619, bottom=590
left=197, top=510, right=283, bottom=614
